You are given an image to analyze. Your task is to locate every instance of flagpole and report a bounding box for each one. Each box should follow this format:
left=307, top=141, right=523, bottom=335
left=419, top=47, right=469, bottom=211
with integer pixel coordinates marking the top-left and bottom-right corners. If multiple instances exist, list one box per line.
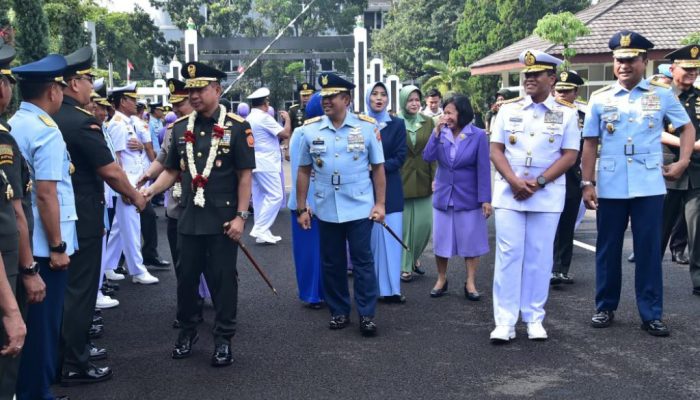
left=126, top=59, right=130, bottom=84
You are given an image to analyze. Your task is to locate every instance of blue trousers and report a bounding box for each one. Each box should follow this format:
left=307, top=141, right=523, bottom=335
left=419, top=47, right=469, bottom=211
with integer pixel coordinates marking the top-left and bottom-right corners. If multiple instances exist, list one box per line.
left=595, top=196, right=664, bottom=322
left=17, top=258, right=67, bottom=400
left=290, top=213, right=324, bottom=303
left=318, top=218, right=377, bottom=317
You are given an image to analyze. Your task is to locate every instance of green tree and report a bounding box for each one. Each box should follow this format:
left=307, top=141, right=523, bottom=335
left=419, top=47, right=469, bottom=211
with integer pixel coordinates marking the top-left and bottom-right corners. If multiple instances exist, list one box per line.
left=372, top=0, right=463, bottom=80
left=420, top=60, right=470, bottom=95
left=534, top=12, right=590, bottom=71
left=13, top=0, right=49, bottom=63
left=149, top=0, right=253, bottom=37
left=681, top=32, right=700, bottom=45
left=45, top=0, right=90, bottom=54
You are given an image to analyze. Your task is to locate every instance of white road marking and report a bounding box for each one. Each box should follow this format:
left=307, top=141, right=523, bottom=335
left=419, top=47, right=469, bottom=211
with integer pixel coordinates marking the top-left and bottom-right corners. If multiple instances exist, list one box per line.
left=573, top=240, right=596, bottom=252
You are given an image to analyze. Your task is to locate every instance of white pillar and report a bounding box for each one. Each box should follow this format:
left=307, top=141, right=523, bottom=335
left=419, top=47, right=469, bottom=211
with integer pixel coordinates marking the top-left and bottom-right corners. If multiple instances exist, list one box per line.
left=368, top=58, right=386, bottom=85
left=167, top=55, right=182, bottom=80
left=385, top=75, right=402, bottom=113
left=353, top=19, right=368, bottom=113
left=184, top=18, right=198, bottom=63
left=84, top=21, right=97, bottom=67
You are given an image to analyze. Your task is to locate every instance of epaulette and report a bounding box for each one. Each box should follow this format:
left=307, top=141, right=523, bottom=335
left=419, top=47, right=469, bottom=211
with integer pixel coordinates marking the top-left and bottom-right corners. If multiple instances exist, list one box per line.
left=173, top=114, right=189, bottom=124
left=358, top=114, right=376, bottom=124
left=501, top=96, right=523, bottom=105
left=166, top=123, right=174, bottom=129
left=649, top=79, right=670, bottom=89
left=227, top=112, right=245, bottom=123
left=694, top=84, right=700, bottom=91
left=304, top=116, right=321, bottom=125
left=113, top=115, right=122, bottom=122
left=0, top=124, right=8, bottom=133
left=75, top=106, right=93, bottom=116
left=555, top=98, right=576, bottom=108
left=590, top=85, right=612, bottom=97
left=38, top=115, right=57, bottom=127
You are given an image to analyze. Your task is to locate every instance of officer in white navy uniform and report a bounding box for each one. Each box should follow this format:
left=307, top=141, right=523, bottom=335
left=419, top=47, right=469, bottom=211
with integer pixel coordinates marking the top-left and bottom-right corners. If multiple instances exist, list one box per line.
left=490, top=49, right=580, bottom=343
left=103, top=83, right=159, bottom=285
left=296, top=73, right=386, bottom=336
left=582, top=31, right=695, bottom=336
left=246, top=87, right=291, bottom=244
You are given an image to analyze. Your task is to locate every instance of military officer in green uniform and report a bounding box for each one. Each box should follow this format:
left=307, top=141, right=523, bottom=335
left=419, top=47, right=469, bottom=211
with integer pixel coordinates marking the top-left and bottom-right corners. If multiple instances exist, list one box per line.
left=142, top=62, right=256, bottom=367
left=53, top=46, right=147, bottom=385
left=657, top=44, right=700, bottom=296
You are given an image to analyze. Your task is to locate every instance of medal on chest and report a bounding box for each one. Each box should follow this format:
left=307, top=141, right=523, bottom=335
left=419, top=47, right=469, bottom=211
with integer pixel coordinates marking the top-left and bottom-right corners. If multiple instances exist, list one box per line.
left=0, top=171, right=12, bottom=200
left=508, top=133, right=517, bottom=145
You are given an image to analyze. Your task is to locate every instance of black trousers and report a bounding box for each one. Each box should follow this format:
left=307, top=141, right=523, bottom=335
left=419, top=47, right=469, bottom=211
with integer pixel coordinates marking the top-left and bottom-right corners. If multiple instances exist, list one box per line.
left=553, top=188, right=583, bottom=274
left=166, top=217, right=179, bottom=268
left=0, top=239, right=23, bottom=398
left=177, top=233, right=238, bottom=344
left=140, top=202, right=160, bottom=261
left=662, top=189, right=689, bottom=254
left=60, top=235, right=103, bottom=372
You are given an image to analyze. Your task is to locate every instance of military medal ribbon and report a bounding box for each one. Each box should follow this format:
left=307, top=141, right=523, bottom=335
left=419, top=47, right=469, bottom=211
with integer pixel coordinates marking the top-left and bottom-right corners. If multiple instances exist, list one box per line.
left=185, top=104, right=227, bottom=207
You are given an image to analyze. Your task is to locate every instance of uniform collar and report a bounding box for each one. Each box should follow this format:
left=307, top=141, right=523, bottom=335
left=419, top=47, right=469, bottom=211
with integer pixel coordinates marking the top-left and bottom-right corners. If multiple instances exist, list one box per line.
left=19, top=101, right=53, bottom=118
left=523, top=94, right=556, bottom=110
left=612, top=78, right=649, bottom=94
left=62, top=95, right=81, bottom=107
left=319, top=111, right=360, bottom=131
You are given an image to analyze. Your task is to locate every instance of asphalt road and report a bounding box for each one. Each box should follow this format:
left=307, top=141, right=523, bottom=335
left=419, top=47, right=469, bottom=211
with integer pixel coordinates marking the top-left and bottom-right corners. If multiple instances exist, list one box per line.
left=57, top=207, right=700, bottom=400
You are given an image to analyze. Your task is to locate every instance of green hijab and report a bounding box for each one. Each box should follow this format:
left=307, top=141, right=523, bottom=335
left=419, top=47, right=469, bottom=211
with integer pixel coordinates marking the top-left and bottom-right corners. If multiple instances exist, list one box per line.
left=398, top=85, right=425, bottom=133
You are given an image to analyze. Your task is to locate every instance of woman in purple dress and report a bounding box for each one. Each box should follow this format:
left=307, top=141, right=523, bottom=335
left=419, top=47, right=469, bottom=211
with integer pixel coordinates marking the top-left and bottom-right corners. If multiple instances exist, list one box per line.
left=423, top=95, right=492, bottom=300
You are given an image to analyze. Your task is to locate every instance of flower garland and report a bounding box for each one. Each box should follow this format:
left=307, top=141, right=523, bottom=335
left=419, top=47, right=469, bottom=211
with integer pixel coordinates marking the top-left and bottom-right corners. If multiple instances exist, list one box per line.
left=172, top=176, right=182, bottom=200
left=185, top=104, right=226, bottom=207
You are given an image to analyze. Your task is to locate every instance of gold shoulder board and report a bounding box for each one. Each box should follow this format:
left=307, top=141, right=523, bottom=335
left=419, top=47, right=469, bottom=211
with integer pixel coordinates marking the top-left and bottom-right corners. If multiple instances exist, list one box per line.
left=75, top=106, right=93, bottom=116
left=555, top=98, right=576, bottom=108
left=590, top=85, right=612, bottom=97
left=358, top=114, right=376, bottom=124
left=38, top=115, right=57, bottom=127
left=0, top=124, right=8, bottom=133
left=304, top=116, right=322, bottom=125
left=501, top=96, right=524, bottom=105
left=227, top=112, right=245, bottom=123
left=173, top=114, right=189, bottom=124
left=649, top=79, right=670, bottom=89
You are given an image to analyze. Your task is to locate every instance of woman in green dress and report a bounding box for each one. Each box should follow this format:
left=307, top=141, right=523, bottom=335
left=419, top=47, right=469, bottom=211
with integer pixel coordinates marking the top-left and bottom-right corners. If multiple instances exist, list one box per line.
left=398, top=85, right=435, bottom=281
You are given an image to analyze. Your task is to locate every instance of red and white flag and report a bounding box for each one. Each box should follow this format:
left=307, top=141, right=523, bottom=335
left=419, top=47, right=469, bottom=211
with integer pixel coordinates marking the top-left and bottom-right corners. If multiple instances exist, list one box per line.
left=126, top=59, right=134, bottom=83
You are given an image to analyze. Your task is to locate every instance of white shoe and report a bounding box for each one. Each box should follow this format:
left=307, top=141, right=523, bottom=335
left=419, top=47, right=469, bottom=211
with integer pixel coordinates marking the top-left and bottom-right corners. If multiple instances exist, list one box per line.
left=489, top=325, right=516, bottom=343
left=132, top=271, right=159, bottom=285
left=527, top=322, right=548, bottom=340
left=105, top=269, right=125, bottom=281
left=96, top=293, right=119, bottom=309
left=255, top=231, right=279, bottom=244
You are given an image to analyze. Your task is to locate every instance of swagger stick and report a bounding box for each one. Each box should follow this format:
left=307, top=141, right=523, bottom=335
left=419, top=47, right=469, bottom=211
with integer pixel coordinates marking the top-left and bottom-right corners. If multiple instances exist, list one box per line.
left=372, top=219, right=409, bottom=251
left=224, top=222, right=278, bottom=295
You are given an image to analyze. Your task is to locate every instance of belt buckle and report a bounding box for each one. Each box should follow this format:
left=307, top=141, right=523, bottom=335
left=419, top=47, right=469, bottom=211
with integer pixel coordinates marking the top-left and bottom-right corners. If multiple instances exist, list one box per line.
left=331, top=174, right=341, bottom=185
left=525, top=157, right=532, bottom=167
left=624, top=144, right=635, bottom=156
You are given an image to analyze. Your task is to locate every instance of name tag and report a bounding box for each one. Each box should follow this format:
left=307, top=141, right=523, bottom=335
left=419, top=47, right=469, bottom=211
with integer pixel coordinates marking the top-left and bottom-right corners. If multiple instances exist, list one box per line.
left=603, top=105, right=618, bottom=112
left=544, top=111, right=563, bottom=124
left=641, top=94, right=661, bottom=111
left=311, top=138, right=326, bottom=154
left=602, top=112, right=619, bottom=122
left=221, top=132, right=231, bottom=147
left=347, top=132, right=365, bottom=152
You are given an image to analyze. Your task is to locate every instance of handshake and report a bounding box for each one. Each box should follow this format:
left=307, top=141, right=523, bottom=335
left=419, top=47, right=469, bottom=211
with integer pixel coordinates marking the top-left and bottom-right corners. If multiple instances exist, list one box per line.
left=121, top=172, right=157, bottom=212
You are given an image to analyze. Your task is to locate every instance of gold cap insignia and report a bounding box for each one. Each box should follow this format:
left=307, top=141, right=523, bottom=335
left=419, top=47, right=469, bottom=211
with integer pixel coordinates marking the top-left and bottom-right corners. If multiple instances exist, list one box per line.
left=524, top=51, right=536, bottom=66
left=560, top=71, right=568, bottom=82
left=187, top=64, right=196, bottom=78
left=302, top=84, right=308, bottom=90
left=620, top=34, right=632, bottom=48
left=692, top=46, right=699, bottom=59
left=321, top=75, right=329, bottom=85
left=169, top=82, right=175, bottom=94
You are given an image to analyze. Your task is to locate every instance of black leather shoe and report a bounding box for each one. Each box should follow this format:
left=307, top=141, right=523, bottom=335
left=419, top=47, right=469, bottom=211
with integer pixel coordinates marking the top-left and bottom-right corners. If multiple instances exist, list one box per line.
left=100, top=287, right=116, bottom=297
left=430, top=281, right=448, bottom=298
left=641, top=320, right=670, bottom=337
left=89, top=343, right=107, bottom=361
left=550, top=273, right=562, bottom=285
left=60, top=365, right=113, bottom=386
left=56, top=396, right=70, bottom=400
left=464, top=285, right=480, bottom=301
left=306, top=302, right=324, bottom=309
left=413, top=264, right=425, bottom=275
left=89, top=324, right=104, bottom=339
left=671, top=250, right=689, bottom=264
left=591, top=310, right=614, bottom=328
left=693, top=287, right=700, bottom=296
left=381, top=294, right=406, bottom=304
left=172, top=319, right=180, bottom=329
left=114, top=266, right=128, bottom=275
left=211, top=343, right=233, bottom=367
left=560, top=273, right=574, bottom=284
left=92, top=314, right=103, bottom=326
left=172, top=332, right=199, bottom=359
left=102, top=281, right=119, bottom=291
left=359, top=316, right=377, bottom=336
left=627, top=252, right=635, bottom=263
left=329, top=315, right=349, bottom=330
left=145, top=257, right=171, bottom=270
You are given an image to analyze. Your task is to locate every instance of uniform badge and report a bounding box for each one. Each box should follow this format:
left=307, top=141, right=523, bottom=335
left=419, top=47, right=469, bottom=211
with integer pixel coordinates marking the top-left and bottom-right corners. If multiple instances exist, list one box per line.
left=225, top=121, right=233, bottom=127
left=524, top=51, right=536, bottom=66
left=247, top=135, right=255, bottom=148
left=620, top=34, right=632, bottom=48
left=180, top=159, right=186, bottom=171
left=169, top=82, right=175, bottom=94
left=188, top=64, right=196, bottom=78
left=375, top=128, right=381, bottom=142
left=5, top=183, right=12, bottom=200
left=548, top=136, right=555, bottom=143
left=215, top=159, right=222, bottom=168
left=544, top=111, right=563, bottom=124
left=606, top=122, right=615, bottom=134
left=69, top=162, right=75, bottom=175
left=691, top=46, right=699, bottom=59
left=560, top=71, right=568, bottom=82
left=508, top=134, right=517, bottom=145
left=641, top=94, right=661, bottom=111
left=0, top=144, right=13, bottom=165
left=315, top=157, right=324, bottom=167
left=25, top=180, right=32, bottom=194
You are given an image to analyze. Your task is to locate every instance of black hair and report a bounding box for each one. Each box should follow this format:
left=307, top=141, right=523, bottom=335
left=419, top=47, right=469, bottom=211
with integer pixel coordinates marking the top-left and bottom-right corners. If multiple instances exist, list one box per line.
left=426, top=88, right=442, bottom=98
left=18, top=80, right=54, bottom=101
left=251, top=97, right=267, bottom=107
left=442, top=95, right=474, bottom=128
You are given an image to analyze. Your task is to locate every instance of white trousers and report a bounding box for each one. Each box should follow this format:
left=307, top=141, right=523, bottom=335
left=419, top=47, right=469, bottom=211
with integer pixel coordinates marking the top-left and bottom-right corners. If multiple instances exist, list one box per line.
left=251, top=171, right=283, bottom=237
left=103, top=196, right=147, bottom=276
left=493, top=209, right=561, bottom=326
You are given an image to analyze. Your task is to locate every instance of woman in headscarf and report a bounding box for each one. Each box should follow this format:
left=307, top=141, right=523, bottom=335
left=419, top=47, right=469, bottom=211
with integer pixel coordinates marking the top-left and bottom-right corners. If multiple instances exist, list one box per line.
left=366, top=82, right=407, bottom=303
left=398, top=85, right=435, bottom=282
left=288, top=92, right=324, bottom=308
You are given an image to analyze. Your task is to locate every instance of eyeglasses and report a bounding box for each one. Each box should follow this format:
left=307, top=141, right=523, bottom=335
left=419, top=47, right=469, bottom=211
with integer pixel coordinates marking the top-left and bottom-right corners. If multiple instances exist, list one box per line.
left=69, top=75, right=95, bottom=84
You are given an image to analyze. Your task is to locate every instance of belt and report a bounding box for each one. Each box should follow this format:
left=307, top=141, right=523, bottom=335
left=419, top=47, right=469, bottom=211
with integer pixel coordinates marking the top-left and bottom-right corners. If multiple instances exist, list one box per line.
left=314, top=171, right=370, bottom=185
left=507, top=157, right=557, bottom=168
left=622, top=144, right=654, bottom=156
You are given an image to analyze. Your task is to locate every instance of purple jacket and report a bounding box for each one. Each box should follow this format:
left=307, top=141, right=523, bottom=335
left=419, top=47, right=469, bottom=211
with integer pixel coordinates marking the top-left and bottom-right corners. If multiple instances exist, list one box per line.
left=423, top=124, right=491, bottom=211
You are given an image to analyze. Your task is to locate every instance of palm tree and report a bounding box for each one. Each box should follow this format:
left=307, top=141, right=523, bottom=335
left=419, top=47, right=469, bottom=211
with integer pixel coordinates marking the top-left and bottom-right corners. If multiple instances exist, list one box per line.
left=420, top=60, right=471, bottom=95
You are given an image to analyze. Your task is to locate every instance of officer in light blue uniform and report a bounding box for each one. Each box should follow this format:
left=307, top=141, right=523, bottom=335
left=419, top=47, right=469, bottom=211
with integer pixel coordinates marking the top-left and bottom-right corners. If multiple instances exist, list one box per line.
left=582, top=30, right=695, bottom=337
left=295, top=73, right=386, bottom=336
left=9, top=54, right=79, bottom=400
left=148, top=102, right=164, bottom=153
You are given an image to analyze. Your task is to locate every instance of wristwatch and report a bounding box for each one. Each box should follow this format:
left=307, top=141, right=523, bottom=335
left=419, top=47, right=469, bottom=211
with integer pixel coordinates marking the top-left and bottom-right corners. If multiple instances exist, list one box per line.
left=580, top=180, right=596, bottom=188
left=296, top=207, right=308, bottom=215
left=20, top=262, right=39, bottom=276
left=236, top=211, right=250, bottom=220
left=49, top=241, right=67, bottom=253
left=536, top=175, right=547, bottom=188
